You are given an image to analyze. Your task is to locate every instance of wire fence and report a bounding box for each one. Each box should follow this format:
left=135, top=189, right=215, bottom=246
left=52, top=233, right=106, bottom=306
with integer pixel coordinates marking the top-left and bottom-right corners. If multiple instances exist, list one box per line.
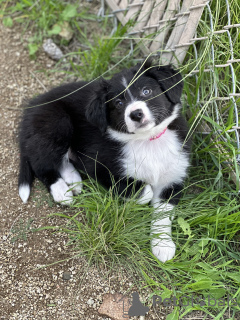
left=190, top=0, right=240, bottom=155
left=98, top=0, right=240, bottom=187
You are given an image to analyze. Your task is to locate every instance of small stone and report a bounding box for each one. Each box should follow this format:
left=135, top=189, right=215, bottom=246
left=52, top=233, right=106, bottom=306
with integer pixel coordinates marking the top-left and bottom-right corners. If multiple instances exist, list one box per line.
left=62, top=271, right=71, bottom=280
left=43, top=39, right=64, bottom=61
left=87, top=298, right=94, bottom=306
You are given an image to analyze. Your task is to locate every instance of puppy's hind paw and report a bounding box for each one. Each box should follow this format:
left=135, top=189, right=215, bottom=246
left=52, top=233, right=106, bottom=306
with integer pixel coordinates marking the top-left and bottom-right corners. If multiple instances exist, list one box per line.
left=50, top=178, right=73, bottom=206
left=151, top=238, right=176, bottom=263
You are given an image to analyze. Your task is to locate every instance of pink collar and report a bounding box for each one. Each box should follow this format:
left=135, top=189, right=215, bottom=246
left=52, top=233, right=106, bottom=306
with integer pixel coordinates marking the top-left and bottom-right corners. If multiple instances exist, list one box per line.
left=149, top=127, right=167, bottom=141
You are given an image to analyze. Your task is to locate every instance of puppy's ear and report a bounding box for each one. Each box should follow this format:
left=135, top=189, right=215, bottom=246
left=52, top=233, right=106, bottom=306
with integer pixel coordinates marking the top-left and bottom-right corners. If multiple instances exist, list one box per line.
left=132, top=58, right=153, bottom=75
left=85, top=81, right=108, bottom=133
left=147, top=64, right=183, bottom=104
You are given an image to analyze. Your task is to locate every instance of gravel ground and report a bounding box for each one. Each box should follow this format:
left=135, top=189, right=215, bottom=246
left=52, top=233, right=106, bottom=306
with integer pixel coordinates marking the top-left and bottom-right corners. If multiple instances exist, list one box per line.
left=0, top=16, right=219, bottom=320
left=0, top=21, right=164, bottom=320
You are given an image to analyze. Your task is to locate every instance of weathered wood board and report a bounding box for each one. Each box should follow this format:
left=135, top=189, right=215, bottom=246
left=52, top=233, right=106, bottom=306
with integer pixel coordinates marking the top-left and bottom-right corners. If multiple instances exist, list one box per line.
left=105, top=0, right=208, bottom=65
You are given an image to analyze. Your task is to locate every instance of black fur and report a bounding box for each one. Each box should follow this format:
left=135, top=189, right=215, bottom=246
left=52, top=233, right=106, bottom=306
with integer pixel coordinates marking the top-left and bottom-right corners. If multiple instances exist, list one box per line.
left=18, top=62, right=190, bottom=202
left=146, top=65, right=183, bottom=104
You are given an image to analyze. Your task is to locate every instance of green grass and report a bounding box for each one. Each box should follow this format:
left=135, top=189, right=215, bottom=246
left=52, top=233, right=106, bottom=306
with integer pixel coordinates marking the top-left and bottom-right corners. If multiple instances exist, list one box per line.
left=47, top=171, right=240, bottom=318
left=1, top=0, right=96, bottom=56
left=67, top=19, right=135, bottom=80
left=31, top=181, right=56, bottom=208
left=10, top=217, right=34, bottom=243
left=51, top=0, right=240, bottom=318
left=52, top=178, right=156, bottom=265
left=3, top=0, right=240, bottom=318
left=180, top=0, right=240, bottom=194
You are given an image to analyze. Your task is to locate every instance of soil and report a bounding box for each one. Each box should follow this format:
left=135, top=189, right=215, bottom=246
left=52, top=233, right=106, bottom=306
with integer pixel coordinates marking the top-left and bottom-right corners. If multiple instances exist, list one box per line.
left=0, top=17, right=164, bottom=320
left=0, top=12, right=215, bottom=320
left=0, top=20, right=112, bottom=320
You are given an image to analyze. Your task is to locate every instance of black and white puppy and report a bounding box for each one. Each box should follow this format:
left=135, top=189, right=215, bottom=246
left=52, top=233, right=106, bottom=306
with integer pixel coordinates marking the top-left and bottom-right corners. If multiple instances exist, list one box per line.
left=18, top=61, right=191, bottom=262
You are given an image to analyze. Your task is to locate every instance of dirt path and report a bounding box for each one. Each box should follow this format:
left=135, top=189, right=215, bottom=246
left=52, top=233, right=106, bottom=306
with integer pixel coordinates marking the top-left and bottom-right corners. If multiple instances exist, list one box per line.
left=0, top=23, right=142, bottom=320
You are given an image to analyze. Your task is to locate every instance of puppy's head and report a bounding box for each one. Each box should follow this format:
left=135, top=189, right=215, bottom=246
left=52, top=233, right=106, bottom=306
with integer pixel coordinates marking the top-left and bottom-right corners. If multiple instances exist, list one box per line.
left=86, top=61, right=183, bottom=136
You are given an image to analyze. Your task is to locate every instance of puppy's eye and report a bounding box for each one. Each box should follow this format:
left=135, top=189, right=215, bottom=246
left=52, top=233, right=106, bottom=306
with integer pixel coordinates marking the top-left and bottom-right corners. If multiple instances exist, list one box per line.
left=142, top=88, right=152, bottom=96
left=115, top=99, right=123, bottom=108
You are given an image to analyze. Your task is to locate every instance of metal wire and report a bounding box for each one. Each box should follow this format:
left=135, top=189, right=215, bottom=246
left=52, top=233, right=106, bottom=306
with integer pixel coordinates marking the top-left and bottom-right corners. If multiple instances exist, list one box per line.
left=99, top=0, right=240, bottom=165
left=191, top=0, right=240, bottom=162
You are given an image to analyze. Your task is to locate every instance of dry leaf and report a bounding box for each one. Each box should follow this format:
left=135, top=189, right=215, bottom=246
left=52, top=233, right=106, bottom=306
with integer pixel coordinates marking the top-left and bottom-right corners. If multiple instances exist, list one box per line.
left=59, top=21, right=73, bottom=41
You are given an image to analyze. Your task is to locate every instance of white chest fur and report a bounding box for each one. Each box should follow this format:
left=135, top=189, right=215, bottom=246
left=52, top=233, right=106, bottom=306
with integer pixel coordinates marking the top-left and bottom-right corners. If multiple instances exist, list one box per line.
left=121, top=129, right=189, bottom=190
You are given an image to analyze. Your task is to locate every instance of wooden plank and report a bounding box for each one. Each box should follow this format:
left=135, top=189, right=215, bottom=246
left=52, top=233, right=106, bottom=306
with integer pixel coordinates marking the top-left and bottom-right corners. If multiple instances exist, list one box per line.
left=125, top=0, right=144, bottom=22
left=161, top=0, right=193, bottom=64
left=149, top=0, right=179, bottom=53
left=144, top=0, right=168, bottom=36
left=128, top=0, right=156, bottom=54
left=105, top=0, right=128, bottom=25
left=105, top=0, right=206, bottom=64
left=118, top=0, right=129, bottom=9
left=134, top=0, right=155, bottom=31
left=171, top=0, right=208, bottom=65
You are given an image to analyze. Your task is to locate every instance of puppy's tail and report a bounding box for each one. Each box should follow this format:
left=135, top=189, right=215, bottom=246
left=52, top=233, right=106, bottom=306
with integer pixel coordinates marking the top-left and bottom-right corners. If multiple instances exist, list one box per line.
left=18, top=155, right=34, bottom=203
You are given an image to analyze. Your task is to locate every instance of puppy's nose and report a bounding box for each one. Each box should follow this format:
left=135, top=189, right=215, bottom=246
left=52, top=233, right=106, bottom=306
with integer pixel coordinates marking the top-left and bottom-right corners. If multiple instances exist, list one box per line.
left=130, top=109, right=144, bottom=122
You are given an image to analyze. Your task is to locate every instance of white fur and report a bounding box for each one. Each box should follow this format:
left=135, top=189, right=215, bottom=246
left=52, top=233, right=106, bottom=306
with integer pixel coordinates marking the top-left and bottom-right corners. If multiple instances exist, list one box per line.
left=124, top=101, right=154, bottom=133
left=137, top=184, right=154, bottom=205
left=50, top=178, right=73, bottom=205
left=108, top=104, right=189, bottom=262
left=119, top=128, right=188, bottom=262
left=109, top=103, right=181, bottom=141
left=120, top=128, right=189, bottom=188
left=19, top=184, right=31, bottom=203
left=122, top=77, right=134, bottom=101
left=120, top=130, right=188, bottom=262
left=60, top=153, right=82, bottom=195
left=151, top=202, right=175, bottom=263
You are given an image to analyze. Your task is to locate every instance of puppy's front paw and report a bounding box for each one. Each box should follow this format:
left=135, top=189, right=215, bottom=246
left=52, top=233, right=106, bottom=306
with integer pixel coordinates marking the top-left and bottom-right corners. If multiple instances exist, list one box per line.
left=151, top=238, right=176, bottom=263
left=137, top=184, right=153, bottom=205
left=69, top=182, right=82, bottom=196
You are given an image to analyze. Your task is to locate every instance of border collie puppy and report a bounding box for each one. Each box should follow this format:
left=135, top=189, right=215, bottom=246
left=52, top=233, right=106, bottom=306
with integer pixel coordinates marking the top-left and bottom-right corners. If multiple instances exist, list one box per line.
left=18, top=61, right=191, bottom=262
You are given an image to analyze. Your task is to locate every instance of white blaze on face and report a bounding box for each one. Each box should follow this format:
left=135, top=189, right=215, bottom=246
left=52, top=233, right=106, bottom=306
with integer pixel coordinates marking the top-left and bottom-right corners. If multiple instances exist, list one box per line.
left=121, top=77, right=154, bottom=133
left=121, top=77, right=134, bottom=101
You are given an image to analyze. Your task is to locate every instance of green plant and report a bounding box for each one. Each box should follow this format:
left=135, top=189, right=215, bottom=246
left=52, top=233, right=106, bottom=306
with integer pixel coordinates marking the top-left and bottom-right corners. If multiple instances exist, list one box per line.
left=68, top=19, right=135, bottom=80
left=46, top=1, right=240, bottom=318
left=44, top=170, right=240, bottom=318
left=1, top=0, right=95, bottom=56
left=49, top=178, right=155, bottom=266
left=178, top=0, right=240, bottom=196
left=4, top=0, right=240, bottom=318
left=10, top=217, right=34, bottom=243
left=31, top=181, right=56, bottom=208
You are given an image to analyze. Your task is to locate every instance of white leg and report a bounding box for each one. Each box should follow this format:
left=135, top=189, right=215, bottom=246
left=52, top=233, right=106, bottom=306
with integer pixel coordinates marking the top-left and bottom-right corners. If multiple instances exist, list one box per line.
left=50, top=178, right=73, bottom=205
left=151, top=200, right=175, bottom=263
left=60, top=154, right=82, bottom=195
